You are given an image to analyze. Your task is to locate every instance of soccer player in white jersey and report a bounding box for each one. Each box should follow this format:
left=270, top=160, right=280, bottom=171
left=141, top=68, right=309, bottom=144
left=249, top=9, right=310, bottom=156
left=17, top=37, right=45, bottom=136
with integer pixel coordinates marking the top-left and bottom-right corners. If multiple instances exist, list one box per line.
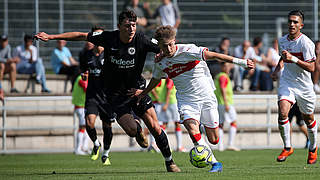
left=132, top=25, right=254, bottom=172
left=271, top=10, right=318, bottom=164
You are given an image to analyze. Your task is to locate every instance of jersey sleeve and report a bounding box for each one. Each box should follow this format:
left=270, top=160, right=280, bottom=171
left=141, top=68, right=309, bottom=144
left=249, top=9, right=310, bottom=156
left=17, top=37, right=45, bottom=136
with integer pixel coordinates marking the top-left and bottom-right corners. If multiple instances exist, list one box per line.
left=166, top=78, right=174, bottom=89
left=142, top=34, right=160, bottom=54
left=219, top=75, right=229, bottom=88
left=302, top=39, right=316, bottom=62
left=87, top=31, right=106, bottom=47
left=186, top=44, right=208, bottom=61
left=152, top=63, right=166, bottom=79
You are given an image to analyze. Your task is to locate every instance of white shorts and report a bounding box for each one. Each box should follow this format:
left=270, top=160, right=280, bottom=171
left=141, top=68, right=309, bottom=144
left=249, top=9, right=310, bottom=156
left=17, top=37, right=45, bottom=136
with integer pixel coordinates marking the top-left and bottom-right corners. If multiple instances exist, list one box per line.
left=178, top=98, right=219, bottom=129
left=75, top=108, right=86, bottom=126
left=218, top=105, right=237, bottom=125
left=278, top=85, right=316, bottom=114
left=158, top=104, right=180, bottom=123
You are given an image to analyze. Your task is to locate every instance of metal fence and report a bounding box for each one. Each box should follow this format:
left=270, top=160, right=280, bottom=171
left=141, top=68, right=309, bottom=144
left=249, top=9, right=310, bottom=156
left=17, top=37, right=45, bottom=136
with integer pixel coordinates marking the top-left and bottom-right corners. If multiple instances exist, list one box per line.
left=1, top=0, right=319, bottom=69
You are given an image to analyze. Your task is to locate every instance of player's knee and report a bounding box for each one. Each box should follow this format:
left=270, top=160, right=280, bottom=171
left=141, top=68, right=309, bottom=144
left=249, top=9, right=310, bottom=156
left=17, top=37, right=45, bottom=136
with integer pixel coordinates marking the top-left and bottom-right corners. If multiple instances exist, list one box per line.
left=278, top=112, right=288, bottom=120
left=118, top=114, right=138, bottom=137
left=102, top=122, right=112, bottom=129
left=208, top=137, right=220, bottom=145
left=85, top=117, right=95, bottom=128
left=230, top=122, right=237, bottom=128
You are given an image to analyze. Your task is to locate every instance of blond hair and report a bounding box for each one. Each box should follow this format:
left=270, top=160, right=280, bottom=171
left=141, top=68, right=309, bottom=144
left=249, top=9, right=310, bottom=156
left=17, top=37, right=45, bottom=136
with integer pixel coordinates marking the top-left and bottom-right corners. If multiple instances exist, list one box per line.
left=154, top=25, right=176, bottom=42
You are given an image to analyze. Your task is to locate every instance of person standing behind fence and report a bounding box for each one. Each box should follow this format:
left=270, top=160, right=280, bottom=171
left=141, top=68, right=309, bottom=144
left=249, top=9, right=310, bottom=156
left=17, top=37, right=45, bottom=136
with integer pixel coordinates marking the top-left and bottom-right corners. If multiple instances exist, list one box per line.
left=72, top=74, right=90, bottom=155
left=152, top=0, right=181, bottom=31
left=51, top=40, right=80, bottom=91
left=214, top=62, right=239, bottom=151
left=14, top=35, right=51, bottom=93
left=0, top=35, right=19, bottom=93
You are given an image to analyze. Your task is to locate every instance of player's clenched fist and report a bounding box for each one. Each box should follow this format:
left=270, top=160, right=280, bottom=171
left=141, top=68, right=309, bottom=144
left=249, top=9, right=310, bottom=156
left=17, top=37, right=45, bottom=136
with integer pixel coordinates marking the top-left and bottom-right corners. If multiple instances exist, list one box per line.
left=282, top=50, right=299, bottom=63
left=34, top=32, right=50, bottom=42
left=246, top=59, right=255, bottom=69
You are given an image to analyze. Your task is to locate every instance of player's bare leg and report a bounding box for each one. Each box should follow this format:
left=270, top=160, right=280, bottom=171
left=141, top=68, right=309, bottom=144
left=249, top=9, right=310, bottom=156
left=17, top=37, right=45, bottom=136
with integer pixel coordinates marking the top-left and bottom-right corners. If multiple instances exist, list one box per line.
left=183, top=119, right=222, bottom=172
left=142, top=107, right=180, bottom=172
left=302, top=113, right=318, bottom=164
left=86, top=114, right=101, bottom=160
left=117, top=113, right=148, bottom=148
left=277, top=100, right=294, bottom=162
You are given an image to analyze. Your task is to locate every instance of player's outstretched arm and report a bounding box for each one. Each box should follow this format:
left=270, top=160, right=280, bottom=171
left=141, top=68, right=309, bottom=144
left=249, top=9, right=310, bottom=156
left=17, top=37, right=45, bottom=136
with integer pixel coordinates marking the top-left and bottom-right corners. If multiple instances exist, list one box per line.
left=204, top=51, right=255, bottom=69
left=34, top=32, right=88, bottom=42
left=130, top=78, right=161, bottom=104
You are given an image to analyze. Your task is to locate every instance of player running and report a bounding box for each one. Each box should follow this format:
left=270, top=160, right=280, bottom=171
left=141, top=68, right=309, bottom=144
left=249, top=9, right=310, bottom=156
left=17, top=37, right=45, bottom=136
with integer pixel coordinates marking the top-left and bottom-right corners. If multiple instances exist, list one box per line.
left=271, top=10, right=318, bottom=164
left=79, top=27, right=116, bottom=165
left=133, top=25, right=254, bottom=172
left=35, top=10, right=180, bottom=172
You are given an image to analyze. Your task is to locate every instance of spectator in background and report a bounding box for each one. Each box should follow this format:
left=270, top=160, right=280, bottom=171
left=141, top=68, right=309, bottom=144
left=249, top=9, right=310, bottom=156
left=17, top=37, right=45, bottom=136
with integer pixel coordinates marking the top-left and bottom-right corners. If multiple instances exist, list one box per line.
left=264, top=39, right=281, bottom=90
left=51, top=40, right=80, bottom=91
left=153, top=0, right=181, bottom=31
left=0, top=35, right=19, bottom=93
left=125, top=0, right=149, bottom=32
left=207, top=37, right=232, bottom=78
left=14, top=35, right=51, bottom=93
left=312, top=40, right=320, bottom=93
left=252, top=37, right=272, bottom=91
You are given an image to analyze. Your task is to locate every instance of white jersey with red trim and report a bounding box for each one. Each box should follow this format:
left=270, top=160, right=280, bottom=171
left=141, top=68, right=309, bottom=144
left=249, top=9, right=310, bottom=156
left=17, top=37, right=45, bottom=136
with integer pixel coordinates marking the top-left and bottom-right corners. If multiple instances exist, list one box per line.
left=278, top=33, right=316, bottom=91
left=152, top=44, right=216, bottom=102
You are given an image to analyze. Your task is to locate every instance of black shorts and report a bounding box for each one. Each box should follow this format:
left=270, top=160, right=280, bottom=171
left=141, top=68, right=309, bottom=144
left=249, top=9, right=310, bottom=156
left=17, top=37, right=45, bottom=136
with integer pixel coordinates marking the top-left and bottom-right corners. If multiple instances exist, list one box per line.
left=105, top=90, right=153, bottom=118
left=85, top=91, right=116, bottom=123
left=288, top=103, right=304, bottom=126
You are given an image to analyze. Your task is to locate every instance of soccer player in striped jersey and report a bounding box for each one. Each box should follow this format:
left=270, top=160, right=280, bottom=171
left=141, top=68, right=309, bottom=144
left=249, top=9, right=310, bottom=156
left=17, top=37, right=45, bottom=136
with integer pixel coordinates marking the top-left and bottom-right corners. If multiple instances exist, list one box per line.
left=271, top=10, right=318, bottom=164
left=133, top=25, right=254, bottom=172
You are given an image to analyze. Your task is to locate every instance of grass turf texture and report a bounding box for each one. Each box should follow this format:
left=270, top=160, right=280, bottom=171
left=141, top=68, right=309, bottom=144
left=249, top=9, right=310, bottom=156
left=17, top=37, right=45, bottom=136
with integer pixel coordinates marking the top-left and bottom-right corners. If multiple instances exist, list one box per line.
left=0, top=149, right=319, bottom=180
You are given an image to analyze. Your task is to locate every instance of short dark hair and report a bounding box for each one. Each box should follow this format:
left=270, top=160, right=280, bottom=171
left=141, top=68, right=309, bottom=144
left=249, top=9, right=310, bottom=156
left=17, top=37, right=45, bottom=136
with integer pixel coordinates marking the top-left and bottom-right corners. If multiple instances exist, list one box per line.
left=118, top=10, right=137, bottom=24
left=154, top=25, right=176, bottom=42
left=288, top=10, right=304, bottom=22
left=24, top=34, right=33, bottom=42
left=253, top=37, right=262, bottom=47
left=91, top=26, right=104, bottom=32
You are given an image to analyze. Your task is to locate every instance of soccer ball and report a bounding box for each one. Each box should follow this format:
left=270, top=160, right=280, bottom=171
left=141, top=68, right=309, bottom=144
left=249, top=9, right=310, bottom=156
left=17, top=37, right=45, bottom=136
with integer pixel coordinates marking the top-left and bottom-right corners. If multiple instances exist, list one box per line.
left=189, top=145, right=212, bottom=168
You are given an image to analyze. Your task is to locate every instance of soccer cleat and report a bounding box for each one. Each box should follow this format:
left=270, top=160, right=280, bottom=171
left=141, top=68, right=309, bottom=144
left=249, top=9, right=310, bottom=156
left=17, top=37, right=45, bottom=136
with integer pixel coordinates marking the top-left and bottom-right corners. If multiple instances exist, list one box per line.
left=165, top=160, right=181, bottom=172
left=91, top=143, right=101, bottom=161
left=209, top=162, right=223, bottom=172
left=307, top=147, right=318, bottom=164
left=136, top=131, right=148, bottom=148
left=277, top=148, right=294, bottom=162
left=101, top=155, right=111, bottom=166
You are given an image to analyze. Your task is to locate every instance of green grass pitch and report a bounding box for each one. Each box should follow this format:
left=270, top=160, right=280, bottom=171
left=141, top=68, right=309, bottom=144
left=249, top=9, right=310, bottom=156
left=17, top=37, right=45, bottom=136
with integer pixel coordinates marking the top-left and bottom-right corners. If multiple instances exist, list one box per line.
left=0, top=149, right=319, bottom=180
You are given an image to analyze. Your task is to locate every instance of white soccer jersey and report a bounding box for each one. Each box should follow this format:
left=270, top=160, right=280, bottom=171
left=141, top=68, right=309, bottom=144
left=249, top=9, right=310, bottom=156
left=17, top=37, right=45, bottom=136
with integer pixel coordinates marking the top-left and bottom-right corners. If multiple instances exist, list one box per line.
left=152, top=44, right=216, bottom=102
left=278, top=33, right=316, bottom=91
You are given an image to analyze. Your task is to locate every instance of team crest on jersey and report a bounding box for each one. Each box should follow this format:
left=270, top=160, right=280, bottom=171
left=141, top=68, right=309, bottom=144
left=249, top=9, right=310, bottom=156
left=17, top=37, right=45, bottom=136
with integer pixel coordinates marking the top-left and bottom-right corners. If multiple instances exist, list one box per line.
left=92, top=31, right=102, bottom=36
left=128, top=47, right=136, bottom=55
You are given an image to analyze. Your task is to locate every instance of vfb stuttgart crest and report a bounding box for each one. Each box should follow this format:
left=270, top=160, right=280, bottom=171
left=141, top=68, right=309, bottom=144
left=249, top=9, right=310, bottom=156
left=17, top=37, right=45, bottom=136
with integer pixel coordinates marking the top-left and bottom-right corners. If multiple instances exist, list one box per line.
left=128, top=47, right=135, bottom=55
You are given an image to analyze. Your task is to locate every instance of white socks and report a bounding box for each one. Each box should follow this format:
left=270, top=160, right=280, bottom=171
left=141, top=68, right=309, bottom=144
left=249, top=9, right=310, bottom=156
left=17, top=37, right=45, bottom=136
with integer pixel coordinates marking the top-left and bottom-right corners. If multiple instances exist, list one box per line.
left=175, top=128, right=183, bottom=149
left=307, top=120, right=317, bottom=151
left=76, top=131, right=84, bottom=152
left=218, top=128, right=224, bottom=151
left=228, top=125, right=237, bottom=147
left=103, top=149, right=110, bottom=157
left=278, top=118, right=291, bottom=148
left=94, top=139, right=100, bottom=147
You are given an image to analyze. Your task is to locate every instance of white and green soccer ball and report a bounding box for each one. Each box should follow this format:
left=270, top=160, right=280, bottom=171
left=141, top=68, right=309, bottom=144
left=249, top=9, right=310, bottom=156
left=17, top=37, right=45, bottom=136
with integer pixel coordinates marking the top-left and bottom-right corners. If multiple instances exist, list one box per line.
left=189, top=145, right=212, bottom=168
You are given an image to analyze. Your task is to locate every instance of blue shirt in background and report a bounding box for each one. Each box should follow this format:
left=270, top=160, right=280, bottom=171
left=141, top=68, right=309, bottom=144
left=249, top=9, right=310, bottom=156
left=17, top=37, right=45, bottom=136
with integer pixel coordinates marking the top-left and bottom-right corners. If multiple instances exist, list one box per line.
left=51, top=47, right=72, bottom=74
